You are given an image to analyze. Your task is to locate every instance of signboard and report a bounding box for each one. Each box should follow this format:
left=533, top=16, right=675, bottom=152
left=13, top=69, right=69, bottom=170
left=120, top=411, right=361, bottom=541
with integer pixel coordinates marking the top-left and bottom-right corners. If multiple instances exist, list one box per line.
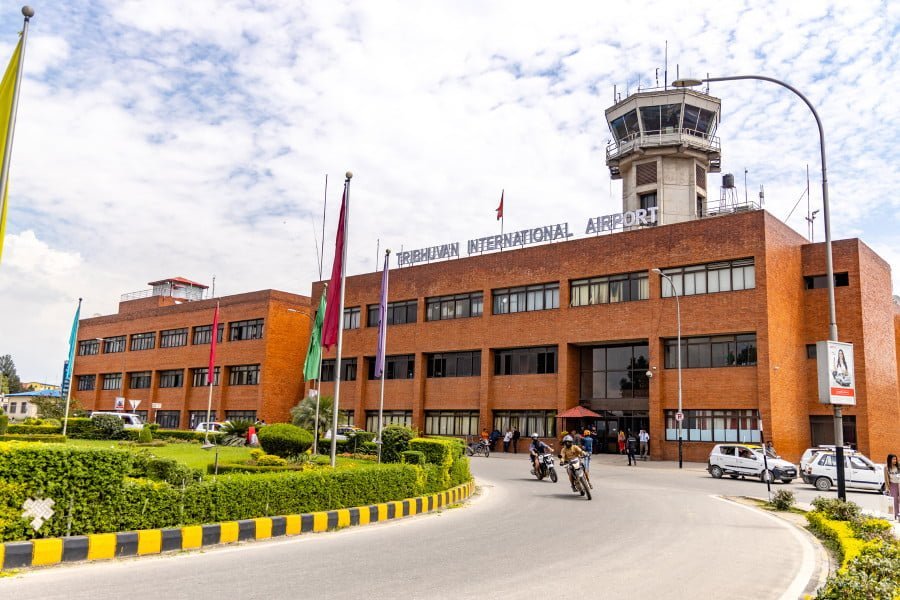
left=151, top=402, right=162, bottom=409
left=114, top=397, right=125, bottom=411
left=816, top=341, right=856, bottom=405
left=129, top=399, right=142, bottom=410
left=675, top=411, right=684, bottom=423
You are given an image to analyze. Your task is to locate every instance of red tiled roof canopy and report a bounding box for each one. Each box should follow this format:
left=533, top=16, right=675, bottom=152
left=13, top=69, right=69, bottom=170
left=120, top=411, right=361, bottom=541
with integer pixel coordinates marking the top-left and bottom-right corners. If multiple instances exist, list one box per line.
left=556, top=405, right=602, bottom=419
left=147, top=277, right=209, bottom=289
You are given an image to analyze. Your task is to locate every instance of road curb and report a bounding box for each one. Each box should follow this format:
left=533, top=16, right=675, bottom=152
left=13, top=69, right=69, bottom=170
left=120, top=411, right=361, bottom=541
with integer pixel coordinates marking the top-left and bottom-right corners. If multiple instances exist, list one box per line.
left=0, top=480, right=474, bottom=572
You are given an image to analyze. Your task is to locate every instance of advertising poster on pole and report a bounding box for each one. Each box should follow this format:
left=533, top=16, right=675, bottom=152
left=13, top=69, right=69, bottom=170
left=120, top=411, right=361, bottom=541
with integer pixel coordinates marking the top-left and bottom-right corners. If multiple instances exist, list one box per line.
left=816, top=341, right=856, bottom=405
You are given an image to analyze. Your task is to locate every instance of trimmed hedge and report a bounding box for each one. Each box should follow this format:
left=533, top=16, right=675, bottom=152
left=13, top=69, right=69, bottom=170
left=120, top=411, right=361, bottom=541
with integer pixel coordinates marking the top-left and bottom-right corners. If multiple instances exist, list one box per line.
left=425, top=436, right=466, bottom=459
left=381, top=425, right=415, bottom=463
left=409, top=438, right=455, bottom=466
left=5, top=424, right=62, bottom=435
left=0, top=434, right=67, bottom=443
left=154, top=429, right=224, bottom=442
left=209, top=462, right=310, bottom=475
left=0, top=412, right=7, bottom=435
left=400, top=450, right=425, bottom=466
left=257, top=424, right=313, bottom=458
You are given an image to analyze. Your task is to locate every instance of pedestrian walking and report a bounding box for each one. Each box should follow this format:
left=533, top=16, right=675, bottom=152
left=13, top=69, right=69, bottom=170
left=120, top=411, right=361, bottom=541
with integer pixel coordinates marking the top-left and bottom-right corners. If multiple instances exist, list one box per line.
left=617, top=430, right=626, bottom=454
left=590, top=427, right=599, bottom=454
left=639, top=429, right=650, bottom=460
left=503, top=429, right=513, bottom=453
left=580, top=429, right=593, bottom=473
left=489, top=429, right=501, bottom=451
left=626, top=430, right=638, bottom=466
left=511, top=428, right=520, bottom=453
left=885, top=453, right=900, bottom=521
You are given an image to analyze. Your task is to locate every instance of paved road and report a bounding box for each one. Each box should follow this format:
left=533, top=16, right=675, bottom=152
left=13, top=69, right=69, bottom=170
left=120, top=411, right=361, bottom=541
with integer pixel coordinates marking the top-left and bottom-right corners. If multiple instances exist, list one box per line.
left=0, top=454, right=819, bottom=600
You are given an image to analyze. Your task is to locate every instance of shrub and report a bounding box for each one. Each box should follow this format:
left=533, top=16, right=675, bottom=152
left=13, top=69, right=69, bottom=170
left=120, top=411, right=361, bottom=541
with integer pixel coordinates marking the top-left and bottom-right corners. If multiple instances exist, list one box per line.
left=256, top=454, right=288, bottom=466
left=0, top=434, right=67, bottom=443
left=426, top=436, right=466, bottom=459
left=768, top=489, right=795, bottom=511
left=360, top=441, right=378, bottom=455
left=138, top=426, right=153, bottom=444
left=220, top=419, right=255, bottom=446
left=848, top=516, right=895, bottom=543
left=400, top=450, right=425, bottom=466
left=811, top=497, right=862, bottom=521
left=409, top=438, right=455, bottom=466
left=144, top=458, right=200, bottom=486
left=64, top=417, right=99, bottom=439
left=0, top=411, right=7, bottom=435
left=257, top=424, right=313, bottom=459
left=154, top=429, right=223, bottom=442
left=0, top=479, right=27, bottom=541
left=208, top=462, right=309, bottom=475
left=381, top=425, right=415, bottom=463
left=5, top=424, right=62, bottom=435
left=449, top=456, right=472, bottom=487
left=816, top=542, right=900, bottom=599
left=91, top=414, right=126, bottom=440
left=249, top=449, right=265, bottom=461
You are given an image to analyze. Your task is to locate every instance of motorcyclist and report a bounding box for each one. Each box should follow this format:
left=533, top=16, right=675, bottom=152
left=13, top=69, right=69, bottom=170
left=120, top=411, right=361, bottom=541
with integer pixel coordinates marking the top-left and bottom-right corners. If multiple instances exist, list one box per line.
left=529, top=433, right=553, bottom=476
left=559, top=434, right=590, bottom=492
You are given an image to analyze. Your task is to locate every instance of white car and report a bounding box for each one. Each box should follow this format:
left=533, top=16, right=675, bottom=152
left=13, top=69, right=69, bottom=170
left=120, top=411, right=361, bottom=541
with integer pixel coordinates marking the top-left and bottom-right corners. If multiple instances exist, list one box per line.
left=194, top=422, right=224, bottom=433
left=91, top=412, right=144, bottom=430
left=802, top=450, right=885, bottom=493
left=799, top=445, right=856, bottom=472
left=707, top=443, right=798, bottom=483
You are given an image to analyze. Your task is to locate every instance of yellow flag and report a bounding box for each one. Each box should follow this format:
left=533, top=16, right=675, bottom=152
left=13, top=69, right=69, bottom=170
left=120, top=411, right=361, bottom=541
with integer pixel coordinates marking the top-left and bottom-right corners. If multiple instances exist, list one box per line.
left=0, top=37, right=23, bottom=264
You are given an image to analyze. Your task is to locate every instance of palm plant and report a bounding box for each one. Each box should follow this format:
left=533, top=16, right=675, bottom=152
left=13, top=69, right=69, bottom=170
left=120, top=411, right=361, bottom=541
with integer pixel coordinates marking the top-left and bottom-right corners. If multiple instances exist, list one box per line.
left=219, top=419, right=255, bottom=446
left=291, top=395, right=333, bottom=436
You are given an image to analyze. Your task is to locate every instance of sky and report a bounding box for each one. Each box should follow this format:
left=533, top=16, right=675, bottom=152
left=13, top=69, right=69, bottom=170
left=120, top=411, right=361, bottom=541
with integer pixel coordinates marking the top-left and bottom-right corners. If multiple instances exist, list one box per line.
left=0, top=0, right=898, bottom=383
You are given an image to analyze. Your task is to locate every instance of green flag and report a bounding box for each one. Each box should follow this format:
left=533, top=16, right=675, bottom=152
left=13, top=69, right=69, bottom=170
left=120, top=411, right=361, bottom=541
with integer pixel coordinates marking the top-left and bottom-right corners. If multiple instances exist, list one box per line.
left=303, top=292, right=326, bottom=380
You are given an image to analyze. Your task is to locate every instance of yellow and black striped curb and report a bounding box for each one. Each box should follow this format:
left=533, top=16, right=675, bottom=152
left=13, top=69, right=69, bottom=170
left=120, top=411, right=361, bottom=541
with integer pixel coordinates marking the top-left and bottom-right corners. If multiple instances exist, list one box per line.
left=1, top=481, right=474, bottom=571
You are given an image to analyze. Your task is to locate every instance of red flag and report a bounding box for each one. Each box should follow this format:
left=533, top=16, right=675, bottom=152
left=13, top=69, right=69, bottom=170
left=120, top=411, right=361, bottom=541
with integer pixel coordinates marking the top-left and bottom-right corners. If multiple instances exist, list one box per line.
left=496, top=190, right=504, bottom=221
left=207, top=303, right=219, bottom=384
left=321, top=186, right=347, bottom=350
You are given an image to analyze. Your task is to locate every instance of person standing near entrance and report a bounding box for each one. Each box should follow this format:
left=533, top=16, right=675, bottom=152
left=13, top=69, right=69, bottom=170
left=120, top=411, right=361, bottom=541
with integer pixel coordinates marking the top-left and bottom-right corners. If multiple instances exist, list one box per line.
left=580, top=430, right=593, bottom=473
left=511, top=428, right=520, bottom=453
left=617, top=430, right=626, bottom=454
left=626, top=430, right=638, bottom=466
left=639, top=429, right=650, bottom=460
left=885, top=453, right=900, bottom=521
left=503, top=429, right=513, bottom=453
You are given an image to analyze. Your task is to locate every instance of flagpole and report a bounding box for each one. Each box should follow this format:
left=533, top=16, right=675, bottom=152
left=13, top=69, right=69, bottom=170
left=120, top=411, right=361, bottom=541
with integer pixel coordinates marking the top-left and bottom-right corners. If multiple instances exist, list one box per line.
left=203, top=301, right=220, bottom=447
left=377, top=249, right=390, bottom=464
left=0, top=7, right=34, bottom=251
left=61, top=296, right=81, bottom=436
left=330, top=172, right=352, bottom=468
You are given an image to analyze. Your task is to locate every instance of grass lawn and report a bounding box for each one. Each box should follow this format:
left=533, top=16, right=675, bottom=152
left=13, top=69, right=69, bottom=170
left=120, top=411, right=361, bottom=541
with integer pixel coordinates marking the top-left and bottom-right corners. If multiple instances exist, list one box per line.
left=65, top=439, right=376, bottom=471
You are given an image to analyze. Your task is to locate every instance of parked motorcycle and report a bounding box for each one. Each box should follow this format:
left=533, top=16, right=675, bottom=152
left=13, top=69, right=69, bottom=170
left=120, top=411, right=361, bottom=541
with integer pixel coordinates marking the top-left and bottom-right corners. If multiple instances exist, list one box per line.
left=564, top=457, right=592, bottom=500
left=465, top=438, right=490, bottom=458
left=532, top=452, right=558, bottom=482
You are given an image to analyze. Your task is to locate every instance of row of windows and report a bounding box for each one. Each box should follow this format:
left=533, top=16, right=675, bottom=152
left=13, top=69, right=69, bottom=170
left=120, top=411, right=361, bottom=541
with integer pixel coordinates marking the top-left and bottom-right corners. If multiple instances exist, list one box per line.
left=664, top=410, right=762, bottom=443
left=78, top=319, right=263, bottom=356
left=570, top=272, right=648, bottom=306
left=367, top=300, right=417, bottom=327
left=0, top=401, right=30, bottom=414
left=660, top=259, right=755, bottom=297
left=493, top=283, right=560, bottom=315
left=324, top=348, right=557, bottom=379
left=77, top=365, right=258, bottom=391
left=663, top=334, right=757, bottom=369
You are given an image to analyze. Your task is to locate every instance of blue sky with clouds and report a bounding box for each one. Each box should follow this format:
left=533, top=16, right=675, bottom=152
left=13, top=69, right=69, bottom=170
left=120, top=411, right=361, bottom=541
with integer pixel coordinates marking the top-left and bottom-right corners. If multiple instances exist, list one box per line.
left=1, top=0, right=898, bottom=381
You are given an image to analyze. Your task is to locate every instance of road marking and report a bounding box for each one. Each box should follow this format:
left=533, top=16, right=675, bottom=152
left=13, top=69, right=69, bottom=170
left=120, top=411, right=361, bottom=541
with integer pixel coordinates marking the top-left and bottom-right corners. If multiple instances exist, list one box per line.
left=711, top=496, right=816, bottom=600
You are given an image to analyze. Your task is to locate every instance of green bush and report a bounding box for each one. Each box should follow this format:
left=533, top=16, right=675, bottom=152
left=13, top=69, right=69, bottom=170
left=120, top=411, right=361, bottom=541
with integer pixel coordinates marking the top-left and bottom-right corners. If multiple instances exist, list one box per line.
left=381, top=425, right=416, bottom=463
left=5, top=424, right=62, bottom=435
left=400, top=450, right=425, bottom=466
left=220, top=419, right=255, bottom=446
left=0, top=412, right=8, bottom=436
left=816, top=542, right=900, bottom=599
left=91, top=414, right=126, bottom=440
left=64, top=417, right=99, bottom=439
left=0, top=434, right=67, bottom=443
left=449, top=456, right=472, bottom=487
left=0, top=478, right=27, bottom=541
left=138, top=426, right=153, bottom=444
left=426, top=436, right=466, bottom=459
left=768, top=489, right=795, bottom=511
left=145, top=458, right=199, bottom=485
left=811, top=497, right=862, bottom=521
left=409, top=438, right=455, bottom=466
left=256, top=454, right=288, bottom=466
left=360, top=441, right=378, bottom=455
left=848, top=516, right=895, bottom=543
left=155, top=429, right=223, bottom=442
left=208, top=462, right=308, bottom=475
left=257, top=424, right=313, bottom=459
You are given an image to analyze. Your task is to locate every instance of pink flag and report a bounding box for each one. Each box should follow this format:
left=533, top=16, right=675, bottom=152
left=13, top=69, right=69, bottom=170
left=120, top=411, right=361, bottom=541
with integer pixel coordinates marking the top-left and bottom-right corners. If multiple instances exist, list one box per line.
left=207, top=304, right=219, bottom=384
left=321, top=186, right=347, bottom=350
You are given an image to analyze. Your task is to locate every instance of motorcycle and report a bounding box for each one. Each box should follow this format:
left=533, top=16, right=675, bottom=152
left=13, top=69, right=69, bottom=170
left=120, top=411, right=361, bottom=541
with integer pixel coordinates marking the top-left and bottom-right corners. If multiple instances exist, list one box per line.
left=532, top=452, right=558, bottom=482
left=564, top=457, right=592, bottom=500
left=465, top=438, right=490, bottom=458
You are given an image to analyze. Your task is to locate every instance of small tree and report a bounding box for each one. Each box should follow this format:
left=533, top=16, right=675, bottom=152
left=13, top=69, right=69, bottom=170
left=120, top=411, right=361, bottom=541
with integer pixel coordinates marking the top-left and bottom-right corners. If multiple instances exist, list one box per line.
left=0, top=355, right=22, bottom=394
left=257, top=424, right=313, bottom=459
left=381, top=425, right=416, bottom=463
left=291, top=395, right=334, bottom=436
left=91, top=413, right=125, bottom=439
left=31, top=395, right=86, bottom=420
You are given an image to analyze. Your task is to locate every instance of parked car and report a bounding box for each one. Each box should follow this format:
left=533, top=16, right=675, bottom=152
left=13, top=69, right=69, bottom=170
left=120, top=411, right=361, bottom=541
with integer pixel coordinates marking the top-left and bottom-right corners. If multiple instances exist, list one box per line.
left=707, top=443, right=798, bottom=483
left=799, top=445, right=856, bottom=473
left=802, top=450, right=885, bottom=492
left=323, top=426, right=364, bottom=442
left=90, top=412, right=144, bottom=430
left=194, top=422, right=224, bottom=433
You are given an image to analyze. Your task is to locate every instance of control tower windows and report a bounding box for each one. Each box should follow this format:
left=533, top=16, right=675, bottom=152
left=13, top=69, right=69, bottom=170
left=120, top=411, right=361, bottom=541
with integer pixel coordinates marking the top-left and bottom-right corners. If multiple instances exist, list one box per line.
left=610, top=109, right=640, bottom=143
left=640, top=104, right=681, bottom=134
left=683, top=104, right=717, bottom=137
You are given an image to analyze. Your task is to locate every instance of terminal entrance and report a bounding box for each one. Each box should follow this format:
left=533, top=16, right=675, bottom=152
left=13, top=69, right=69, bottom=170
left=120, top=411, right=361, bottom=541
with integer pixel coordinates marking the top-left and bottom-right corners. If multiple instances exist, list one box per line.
left=586, top=411, right=650, bottom=454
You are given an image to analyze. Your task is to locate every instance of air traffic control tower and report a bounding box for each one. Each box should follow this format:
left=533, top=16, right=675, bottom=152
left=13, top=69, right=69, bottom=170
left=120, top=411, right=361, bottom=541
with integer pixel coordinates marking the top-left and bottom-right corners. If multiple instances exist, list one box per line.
left=605, top=89, right=722, bottom=226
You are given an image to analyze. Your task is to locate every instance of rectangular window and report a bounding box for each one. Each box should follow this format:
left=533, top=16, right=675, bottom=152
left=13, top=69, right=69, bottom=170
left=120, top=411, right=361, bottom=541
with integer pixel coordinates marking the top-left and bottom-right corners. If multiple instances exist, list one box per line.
left=570, top=272, right=649, bottom=307
left=425, top=292, right=484, bottom=321
left=191, top=367, right=220, bottom=387
left=320, top=358, right=357, bottom=382
left=367, top=355, right=415, bottom=380
left=494, top=346, right=557, bottom=375
left=229, top=319, right=264, bottom=341
left=78, top=340, right=100, bottom=356
left=192, top=324, right=224, bottom=345
left=367, top=300, right=418, bottom=327
left=155, top=410, right=180, bottom=429
left=578, top=344, right=650, bottom=401
left=158, top=369, right=184, bottom=388
left=664, top=334, right=757, bottom=368
left=189, top=410, right=216, bottom=429
left=229, top=365, right=260, bottom=386
left=366, top=410, right=411, bottom=431
left=102, top=373, right=122, bottom=390
left=424, top=411, right=480, bottom=436
left=660, top=258, right=755, bottom=297
left=129, top=371, right=152, bottom=389
left=77, top=375, right=95, bottom=391
left=130, top=332, right=156, bottom=351
left=639, top=192, right=657, bottom=210
left=806, top=344, right=817, bottom=359
left=160, top=328, right=188, bottom=348
left=102, top=336, right=126, bottom=353
left=343, top=307, right=361, bottom=330
left=426, top=351, right=482, bottom=378
left=804, top=272, right=850, bottom=289
left=492, top=283, right=559, bottom=315
left=492, top=410, right=557, bottom=438
left=664, top=409, right=761, bottom=443
left=225, top=410, right=257, bottom=422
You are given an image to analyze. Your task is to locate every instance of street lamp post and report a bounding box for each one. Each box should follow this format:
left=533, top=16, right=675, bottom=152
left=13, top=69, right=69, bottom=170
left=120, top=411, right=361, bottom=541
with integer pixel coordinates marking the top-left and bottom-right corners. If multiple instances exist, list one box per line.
left=652, top=269, right=682, bottom=469
left=673, top=75, right=844, bottom=499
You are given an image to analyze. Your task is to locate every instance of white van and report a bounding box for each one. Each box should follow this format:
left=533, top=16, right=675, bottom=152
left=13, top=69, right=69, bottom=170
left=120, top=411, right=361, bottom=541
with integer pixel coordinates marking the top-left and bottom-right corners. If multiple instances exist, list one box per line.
left=91, top=412, right=144, bottom=430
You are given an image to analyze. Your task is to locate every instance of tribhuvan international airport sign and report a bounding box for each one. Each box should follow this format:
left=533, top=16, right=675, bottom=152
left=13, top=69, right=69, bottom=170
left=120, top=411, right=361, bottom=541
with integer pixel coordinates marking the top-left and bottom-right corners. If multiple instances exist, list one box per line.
left=397, top=208, right=658, bottom=267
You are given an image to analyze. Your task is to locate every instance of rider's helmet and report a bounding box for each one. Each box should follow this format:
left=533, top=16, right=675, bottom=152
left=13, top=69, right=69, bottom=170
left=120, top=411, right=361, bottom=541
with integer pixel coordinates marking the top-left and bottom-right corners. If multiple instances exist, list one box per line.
left=530, top=433, right=539, bottom=439
left=563, top=434, right=574, bottom=446
left=584, top=430, right=591, bottom=436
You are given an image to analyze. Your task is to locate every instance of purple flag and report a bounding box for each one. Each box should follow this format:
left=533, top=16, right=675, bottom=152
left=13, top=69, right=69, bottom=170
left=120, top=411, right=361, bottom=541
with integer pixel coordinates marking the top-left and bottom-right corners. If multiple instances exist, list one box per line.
left=374, top=251, right=390, bottom=377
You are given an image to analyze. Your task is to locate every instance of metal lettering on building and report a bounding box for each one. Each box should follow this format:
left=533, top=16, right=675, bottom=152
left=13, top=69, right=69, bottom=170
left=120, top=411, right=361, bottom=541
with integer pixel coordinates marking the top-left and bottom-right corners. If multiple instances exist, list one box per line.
left=397, top=242, right=460, bottom=267
left=467, top=223, right=572, bottom=255
left=584, top=207, right=659, bottom=234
